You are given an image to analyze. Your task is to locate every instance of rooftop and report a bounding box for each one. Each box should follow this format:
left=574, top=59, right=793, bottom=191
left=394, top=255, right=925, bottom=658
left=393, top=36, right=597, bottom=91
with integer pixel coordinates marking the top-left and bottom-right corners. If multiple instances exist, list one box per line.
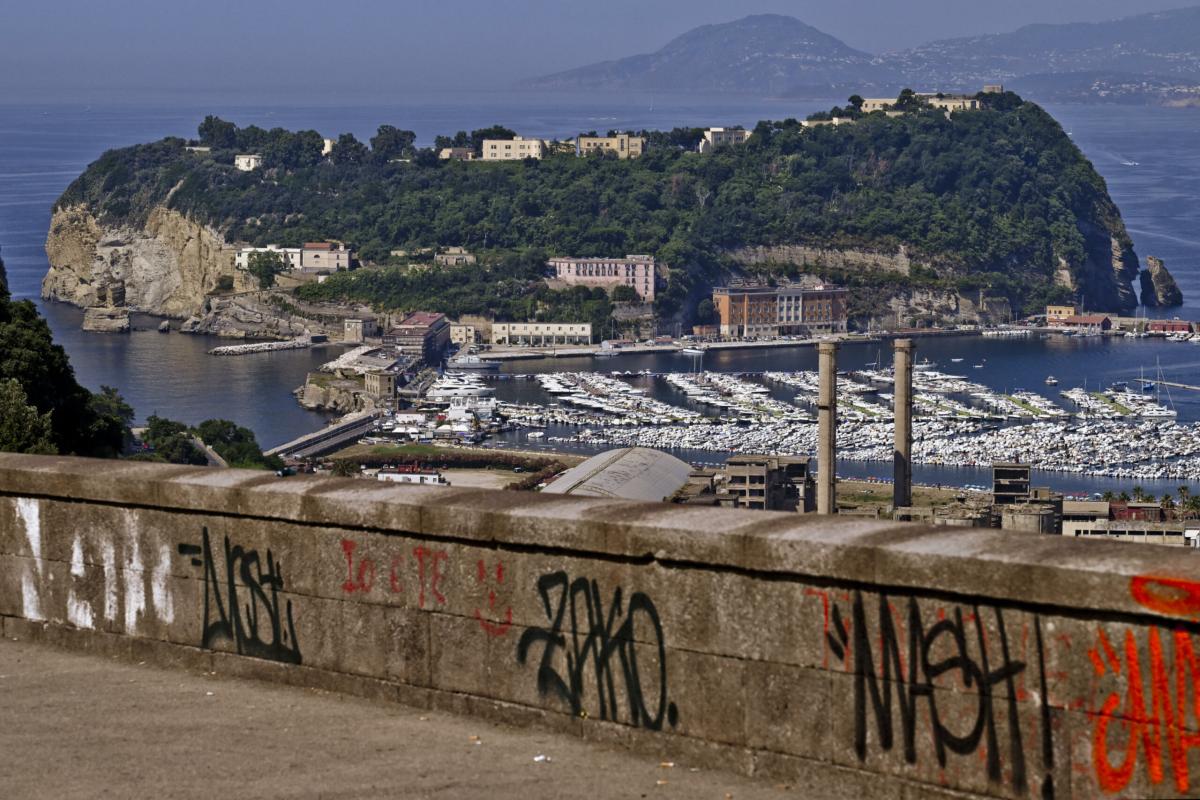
left=542, top=446, right=693, bottom=501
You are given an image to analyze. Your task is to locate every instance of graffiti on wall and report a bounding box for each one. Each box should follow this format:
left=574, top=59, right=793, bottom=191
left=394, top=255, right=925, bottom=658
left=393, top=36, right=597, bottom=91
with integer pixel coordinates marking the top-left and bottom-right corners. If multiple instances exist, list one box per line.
left=820, top=589, right=1052, bottom=797
left=1086, top=575, right=1200, bottom=795
left=812, top=577, right=1200, bottom=798
left=517, top=571, right=679, bottom=731
left=179, top=527, right=301, bottom=664
left=12, top=498, right=172, bottom=634
left=339, top=538, right=513, bottom=636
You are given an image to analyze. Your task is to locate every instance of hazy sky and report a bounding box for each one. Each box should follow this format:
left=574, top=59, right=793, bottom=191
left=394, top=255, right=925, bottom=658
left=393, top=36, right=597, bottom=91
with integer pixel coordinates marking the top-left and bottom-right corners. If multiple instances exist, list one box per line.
left=0, top=0, right=1189, bottom=102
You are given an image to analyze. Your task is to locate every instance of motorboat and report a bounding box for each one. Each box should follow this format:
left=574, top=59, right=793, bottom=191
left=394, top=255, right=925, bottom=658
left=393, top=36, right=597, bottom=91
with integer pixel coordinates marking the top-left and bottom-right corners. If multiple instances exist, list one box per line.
left=448, top=353, right=502, bottom=372
left=1045, top=376, right=1059, bottom=386
left=681, top=347, right=705, bottom=356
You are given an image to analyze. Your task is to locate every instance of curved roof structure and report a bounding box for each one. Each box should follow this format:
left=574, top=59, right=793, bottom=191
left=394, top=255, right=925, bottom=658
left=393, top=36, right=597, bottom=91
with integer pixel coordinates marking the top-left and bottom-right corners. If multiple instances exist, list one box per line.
left=543, top=447, right=692, bottom=502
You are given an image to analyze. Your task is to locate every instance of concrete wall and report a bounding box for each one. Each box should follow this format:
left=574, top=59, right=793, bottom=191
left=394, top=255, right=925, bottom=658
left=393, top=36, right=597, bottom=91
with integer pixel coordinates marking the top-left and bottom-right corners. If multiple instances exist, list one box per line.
left=3, top=453, right=1200, bottom=798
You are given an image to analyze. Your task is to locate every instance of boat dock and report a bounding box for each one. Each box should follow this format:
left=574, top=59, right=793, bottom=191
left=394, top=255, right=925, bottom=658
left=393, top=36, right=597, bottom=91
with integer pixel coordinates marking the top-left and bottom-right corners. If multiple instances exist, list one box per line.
left=1155, top=381, right=1200, bottom=392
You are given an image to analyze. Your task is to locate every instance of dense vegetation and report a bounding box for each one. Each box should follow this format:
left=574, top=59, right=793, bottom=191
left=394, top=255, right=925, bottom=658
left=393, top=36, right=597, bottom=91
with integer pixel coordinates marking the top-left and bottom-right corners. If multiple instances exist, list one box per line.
left=57, top=92, right=1129, bottom=318
left=0, top=255, right=129, bottom=457
left=134, top=415, right=282, bottom=469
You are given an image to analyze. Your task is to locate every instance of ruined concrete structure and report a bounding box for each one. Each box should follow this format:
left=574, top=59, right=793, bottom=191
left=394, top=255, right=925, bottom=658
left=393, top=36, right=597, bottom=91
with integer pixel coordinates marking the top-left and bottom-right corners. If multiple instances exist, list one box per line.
left=4, top=452, right=1200, bottom=798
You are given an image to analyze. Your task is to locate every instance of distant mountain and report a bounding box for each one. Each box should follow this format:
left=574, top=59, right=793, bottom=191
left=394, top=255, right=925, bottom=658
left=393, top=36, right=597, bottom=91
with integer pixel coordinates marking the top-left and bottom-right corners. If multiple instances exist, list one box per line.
left=887, top=6, right=1200, bottom=96
left=523, top=14, right=886, bottom=94
left=524, top=7, right=1200, bottom=103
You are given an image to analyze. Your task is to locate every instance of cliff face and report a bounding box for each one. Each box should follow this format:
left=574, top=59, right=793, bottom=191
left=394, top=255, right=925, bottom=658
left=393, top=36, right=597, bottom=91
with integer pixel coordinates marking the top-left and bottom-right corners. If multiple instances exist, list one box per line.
left=42, top=204, right=254, bottom=319
left=1069, top=219, right=1140, bottom=313
left=1140, top=256, right=1184, bottom=307
left=0, top=253, right=7, bottom=296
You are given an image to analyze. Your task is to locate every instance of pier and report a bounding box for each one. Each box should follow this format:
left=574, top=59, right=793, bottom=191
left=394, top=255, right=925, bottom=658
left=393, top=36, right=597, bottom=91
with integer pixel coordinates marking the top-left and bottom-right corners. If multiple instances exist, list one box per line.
left=266, top=410, right=383, bottom=458
left=208, top=337, right=313, bottom=356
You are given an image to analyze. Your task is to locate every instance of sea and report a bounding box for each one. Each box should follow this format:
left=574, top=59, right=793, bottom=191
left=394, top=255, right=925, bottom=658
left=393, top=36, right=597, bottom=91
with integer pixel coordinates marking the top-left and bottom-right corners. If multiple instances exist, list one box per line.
left=1, top=93, right=1198, bottom=494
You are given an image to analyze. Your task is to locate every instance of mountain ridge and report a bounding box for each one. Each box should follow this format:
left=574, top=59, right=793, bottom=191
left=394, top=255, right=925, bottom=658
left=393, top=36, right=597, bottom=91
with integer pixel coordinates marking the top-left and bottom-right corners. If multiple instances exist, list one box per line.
left=524, top=6, right=1200, bottom=102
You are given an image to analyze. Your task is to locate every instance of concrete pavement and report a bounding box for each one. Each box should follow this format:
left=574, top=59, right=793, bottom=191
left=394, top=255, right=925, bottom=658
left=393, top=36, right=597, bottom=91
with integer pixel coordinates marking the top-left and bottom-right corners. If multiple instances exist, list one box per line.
left=0, top=638, right=790, bottom=799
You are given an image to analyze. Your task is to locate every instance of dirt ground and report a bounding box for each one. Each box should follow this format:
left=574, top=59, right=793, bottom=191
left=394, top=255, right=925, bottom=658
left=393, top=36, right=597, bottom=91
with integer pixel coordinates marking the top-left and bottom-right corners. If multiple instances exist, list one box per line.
left=0, top=638, right=792, bottom=799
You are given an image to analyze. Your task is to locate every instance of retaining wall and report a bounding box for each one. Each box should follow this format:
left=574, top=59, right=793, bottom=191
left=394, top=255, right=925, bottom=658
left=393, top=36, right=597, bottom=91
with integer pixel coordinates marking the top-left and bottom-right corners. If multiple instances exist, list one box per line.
left=3, top=453, right=1200, bottom=798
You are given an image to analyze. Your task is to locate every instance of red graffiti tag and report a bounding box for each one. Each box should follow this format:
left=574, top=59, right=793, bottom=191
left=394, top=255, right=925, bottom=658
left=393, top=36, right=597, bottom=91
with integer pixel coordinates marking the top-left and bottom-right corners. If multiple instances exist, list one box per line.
left=474, top=558, right=513, bottom=637
left=340, top=539, right=375, bottom=594
left=1131, top=575, right=1200, bottom=619
left=413, top=546, right=447, bottom=609
left=1091, top=625, right=1200, bottom=794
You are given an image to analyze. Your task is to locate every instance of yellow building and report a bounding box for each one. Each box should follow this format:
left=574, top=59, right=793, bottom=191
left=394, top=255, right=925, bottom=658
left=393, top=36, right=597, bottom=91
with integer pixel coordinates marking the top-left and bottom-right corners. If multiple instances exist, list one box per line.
left=481, top=137, right=544, bottom=161
left=450, top=324, right=479, bottom=346
left=861, top=92, right=983, bottom=114
left=1046, top=305, right=1077, bottom=325
left=576, top=133, right=644, bottom=159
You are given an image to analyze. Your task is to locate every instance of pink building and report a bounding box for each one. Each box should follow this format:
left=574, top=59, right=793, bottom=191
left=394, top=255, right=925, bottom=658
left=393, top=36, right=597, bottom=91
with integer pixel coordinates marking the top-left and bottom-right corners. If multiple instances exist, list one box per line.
left=549, top=255, right=656, bottom=301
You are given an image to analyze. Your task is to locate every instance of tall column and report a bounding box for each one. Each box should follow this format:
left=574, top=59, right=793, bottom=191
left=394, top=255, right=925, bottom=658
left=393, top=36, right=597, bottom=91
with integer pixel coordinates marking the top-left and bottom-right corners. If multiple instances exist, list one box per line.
left=893, top=339, right=915, bottom=510
left=817, top=341, right=838, bottom=514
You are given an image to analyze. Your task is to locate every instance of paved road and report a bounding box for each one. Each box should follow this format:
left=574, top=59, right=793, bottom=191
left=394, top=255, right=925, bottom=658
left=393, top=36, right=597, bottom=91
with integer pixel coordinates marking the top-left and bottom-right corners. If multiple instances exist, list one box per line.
left=0, top=639, right=788, bottom=799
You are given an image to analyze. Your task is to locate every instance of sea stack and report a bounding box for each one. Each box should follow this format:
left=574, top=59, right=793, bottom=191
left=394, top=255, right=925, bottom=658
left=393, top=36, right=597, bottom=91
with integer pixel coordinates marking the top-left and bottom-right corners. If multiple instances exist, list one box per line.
left=1140, top=256, right=1184, bottom=307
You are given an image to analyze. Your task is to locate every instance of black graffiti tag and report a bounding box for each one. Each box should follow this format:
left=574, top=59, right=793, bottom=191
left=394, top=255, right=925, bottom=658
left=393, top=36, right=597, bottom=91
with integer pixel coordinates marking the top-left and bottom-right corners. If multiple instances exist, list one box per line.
left=179, top=527, right=302, bottom=664
left=517, top=571, right=679, bottom=730
left=827, top=591, right=1043, bottom=796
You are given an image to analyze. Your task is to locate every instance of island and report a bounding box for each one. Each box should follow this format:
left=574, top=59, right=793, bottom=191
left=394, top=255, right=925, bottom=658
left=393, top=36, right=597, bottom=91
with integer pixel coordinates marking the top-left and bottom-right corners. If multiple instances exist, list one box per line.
left=44, top=91, right=1144, bottom=337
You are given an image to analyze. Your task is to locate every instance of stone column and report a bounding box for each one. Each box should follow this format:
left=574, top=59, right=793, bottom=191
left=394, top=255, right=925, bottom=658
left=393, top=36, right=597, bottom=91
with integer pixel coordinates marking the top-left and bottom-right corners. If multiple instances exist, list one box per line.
left=893, top=339, right=915, bottom=510
left=817, top=341, right=838, bottom=514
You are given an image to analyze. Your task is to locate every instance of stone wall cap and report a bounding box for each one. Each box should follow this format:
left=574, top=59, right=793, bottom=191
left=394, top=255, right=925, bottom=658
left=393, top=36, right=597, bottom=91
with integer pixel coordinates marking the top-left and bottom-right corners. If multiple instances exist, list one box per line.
left=2, top=453, right=1198, bottom=623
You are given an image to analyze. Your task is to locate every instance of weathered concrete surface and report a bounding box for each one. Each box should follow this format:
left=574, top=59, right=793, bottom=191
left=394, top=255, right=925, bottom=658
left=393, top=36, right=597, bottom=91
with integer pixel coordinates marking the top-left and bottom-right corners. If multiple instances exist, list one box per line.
left=5, top=453, right=1200, bottom=798
left=0, top=638, right=786, bottom=799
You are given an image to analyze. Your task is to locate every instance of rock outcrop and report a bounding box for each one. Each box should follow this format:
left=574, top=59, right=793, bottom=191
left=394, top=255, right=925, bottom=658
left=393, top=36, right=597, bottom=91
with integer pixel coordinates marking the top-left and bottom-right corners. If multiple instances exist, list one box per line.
left=0, top=253, right=7, bottom=296
left=1139, top=256, right=1184, bottom=307
left=81, top=307, right=130, bottom=333
left=179, top=294, right=313, bottom=340
left=727, top=244, right=917, bottom=276
left=43, top=205, right=254, bottom=320
left=294, top=373, right=380, bottom=414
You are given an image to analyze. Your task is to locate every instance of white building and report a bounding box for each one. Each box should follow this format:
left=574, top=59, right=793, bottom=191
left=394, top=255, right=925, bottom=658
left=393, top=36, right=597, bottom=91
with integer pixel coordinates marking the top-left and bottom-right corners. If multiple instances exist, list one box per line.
left=481, top=137, right=544, bottom=161
left=549, top=255, right=656, bottom=301
left=491, top=322, right=592, bottom=346
left=235, top=242, right=352, bottom=273
left=698, top=128, right=750, bottom=154
left=377, top=469, right=446, bottom=485
left=321, top=138, right=336, bottom=156
left=234, top=154, right=263, bottom=171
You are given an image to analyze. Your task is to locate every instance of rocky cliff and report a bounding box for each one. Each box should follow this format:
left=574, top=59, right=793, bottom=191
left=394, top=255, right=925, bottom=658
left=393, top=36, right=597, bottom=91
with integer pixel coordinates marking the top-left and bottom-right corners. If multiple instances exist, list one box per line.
left=0, top=253, right=7, bottom=296
left=42, top=205, right=254, bottom=319
left=1139, top=256, right=1184, bottom=307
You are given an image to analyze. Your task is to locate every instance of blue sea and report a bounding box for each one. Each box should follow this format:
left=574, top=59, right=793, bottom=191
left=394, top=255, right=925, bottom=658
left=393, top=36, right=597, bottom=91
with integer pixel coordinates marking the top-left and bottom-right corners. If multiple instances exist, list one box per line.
left=0, top=92, right=1198, bottom=493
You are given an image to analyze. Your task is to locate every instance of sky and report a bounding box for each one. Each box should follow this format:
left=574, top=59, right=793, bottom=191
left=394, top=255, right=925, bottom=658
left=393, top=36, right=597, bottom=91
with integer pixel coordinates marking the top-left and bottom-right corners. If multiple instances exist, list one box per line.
left=0, top=0, right=1190, bottom=103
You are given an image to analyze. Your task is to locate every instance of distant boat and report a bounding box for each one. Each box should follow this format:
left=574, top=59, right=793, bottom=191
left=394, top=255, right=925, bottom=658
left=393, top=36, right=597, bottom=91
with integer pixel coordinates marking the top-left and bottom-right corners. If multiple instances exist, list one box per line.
left=1122, top=160, right=1140, bottom=167
left=447, top=353, right=501, bottom=372
left=914, top=358, right=936, bottom=371
left=1045, top=376, right=1059, bottom=386
left=950, top=358, right=964, bottom=363
left=973, top=363, right=985, bottom=369
left=681, top=347, right=705, bottom=356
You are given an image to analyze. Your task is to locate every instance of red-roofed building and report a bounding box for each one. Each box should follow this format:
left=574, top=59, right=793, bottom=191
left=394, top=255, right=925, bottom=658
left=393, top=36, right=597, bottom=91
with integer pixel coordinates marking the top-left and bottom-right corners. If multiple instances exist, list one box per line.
left=1148, top=319, right=1193, bottom=334
left=384, top=312, right=450, bottom=363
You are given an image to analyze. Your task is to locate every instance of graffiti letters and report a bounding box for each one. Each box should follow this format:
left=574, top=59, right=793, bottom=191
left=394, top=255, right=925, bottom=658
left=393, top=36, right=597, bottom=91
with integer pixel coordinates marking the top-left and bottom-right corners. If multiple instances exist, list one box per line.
left=825, top=591, right=1053, bottom=797
left=180, top=528, right=301, bottom=664
left=517, top=571, right=678, bottom=731
left=1087, top=575, right=1200, bottom=794
left=339, top=538, right=448, bottom=610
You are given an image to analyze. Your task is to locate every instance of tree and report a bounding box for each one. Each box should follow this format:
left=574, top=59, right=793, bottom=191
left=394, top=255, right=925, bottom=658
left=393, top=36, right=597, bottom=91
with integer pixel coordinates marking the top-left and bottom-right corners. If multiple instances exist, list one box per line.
left=331, top=459, right=359, bottom=477
left=0, top=379, right=56, bottom=455
left=141, top=415, right=206, bottom=465
left=848, top=95, right=865, bottom=111
left=198, top=115, right=238, bottom=149
left=893, top=88, right=927, bottom=113
left=370, top=125, right=417, bottom=162
left=86, top=385, right=135, bottom=456
left=611, top=285, right=640, bottom=303
left=696, top=298, right=717, bottom=324
left=331, top=133, right=368, bottom=166
left=193, top=418, right=282, bottom=470
left=470, top=125, right=518, bottom=154
left=247, top=250, right=286, bottom=289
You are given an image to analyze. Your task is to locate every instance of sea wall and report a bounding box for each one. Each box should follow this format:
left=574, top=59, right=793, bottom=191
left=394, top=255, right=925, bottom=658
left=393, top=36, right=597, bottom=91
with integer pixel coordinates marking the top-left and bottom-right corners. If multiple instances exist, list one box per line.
left=3, top=453, right=1200, bottom=798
